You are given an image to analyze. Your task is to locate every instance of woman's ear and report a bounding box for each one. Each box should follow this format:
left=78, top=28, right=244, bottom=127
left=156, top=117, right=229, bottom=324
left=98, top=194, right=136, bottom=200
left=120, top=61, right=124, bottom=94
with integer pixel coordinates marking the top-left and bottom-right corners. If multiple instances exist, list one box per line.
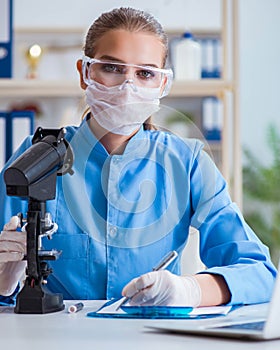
left=76, top=59, right=87, bottom=90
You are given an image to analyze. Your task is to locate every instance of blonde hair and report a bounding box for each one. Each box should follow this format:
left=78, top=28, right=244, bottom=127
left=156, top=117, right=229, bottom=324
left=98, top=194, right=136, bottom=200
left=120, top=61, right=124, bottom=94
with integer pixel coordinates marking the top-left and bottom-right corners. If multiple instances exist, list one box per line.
left=84, top=7, right=168, bottom=66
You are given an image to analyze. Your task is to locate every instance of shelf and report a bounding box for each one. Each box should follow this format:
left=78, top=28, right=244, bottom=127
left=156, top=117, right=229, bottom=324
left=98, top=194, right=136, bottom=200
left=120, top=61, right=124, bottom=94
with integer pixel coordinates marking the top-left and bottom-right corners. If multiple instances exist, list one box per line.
left=170, top=80, right=233, bottom=97
left=15, top=27, right=220, bottom=36
left=14, top=27, right=85, bottom=35
left=0, top=79, right=82, bottom=98
left=0, top=79, right=233, bottom=99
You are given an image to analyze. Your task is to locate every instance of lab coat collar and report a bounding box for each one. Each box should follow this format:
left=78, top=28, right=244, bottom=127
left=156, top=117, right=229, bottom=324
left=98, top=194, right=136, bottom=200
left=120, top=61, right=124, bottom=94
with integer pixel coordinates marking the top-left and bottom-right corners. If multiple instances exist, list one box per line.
left=78, top=115, right=149, bottom=158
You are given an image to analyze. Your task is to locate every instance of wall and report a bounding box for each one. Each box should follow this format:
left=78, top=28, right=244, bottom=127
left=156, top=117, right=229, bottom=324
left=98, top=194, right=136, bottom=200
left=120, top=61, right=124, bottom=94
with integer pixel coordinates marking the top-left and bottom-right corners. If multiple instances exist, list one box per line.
left=239, top=0, right=280, bottom=165
left=14, top=0, right=221, bottom=30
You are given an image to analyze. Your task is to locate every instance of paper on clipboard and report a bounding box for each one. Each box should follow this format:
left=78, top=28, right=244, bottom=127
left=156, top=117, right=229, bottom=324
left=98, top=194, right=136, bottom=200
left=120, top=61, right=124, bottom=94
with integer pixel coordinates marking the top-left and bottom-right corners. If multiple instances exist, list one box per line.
left=96, top=298, right=126, bottom=314
left=189, top=305, right=232, bottom=316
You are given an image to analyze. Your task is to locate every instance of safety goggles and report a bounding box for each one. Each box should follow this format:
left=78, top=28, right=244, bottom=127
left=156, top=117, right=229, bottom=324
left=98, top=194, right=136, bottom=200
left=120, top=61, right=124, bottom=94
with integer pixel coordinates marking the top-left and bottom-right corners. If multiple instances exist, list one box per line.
left=82, top=56, right=173, bottom=97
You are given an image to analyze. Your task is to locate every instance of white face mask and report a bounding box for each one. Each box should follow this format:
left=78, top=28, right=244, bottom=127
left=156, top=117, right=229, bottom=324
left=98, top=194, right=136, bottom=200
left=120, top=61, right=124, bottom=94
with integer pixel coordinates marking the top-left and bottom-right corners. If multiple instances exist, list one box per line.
left=85, top=80, right=161, bottom=135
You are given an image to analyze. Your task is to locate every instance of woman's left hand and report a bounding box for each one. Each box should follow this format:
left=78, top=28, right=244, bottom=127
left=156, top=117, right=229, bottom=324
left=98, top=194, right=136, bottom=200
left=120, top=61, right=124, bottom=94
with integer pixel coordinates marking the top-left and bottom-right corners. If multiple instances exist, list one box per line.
left=121, top=270, right=201, bottom=306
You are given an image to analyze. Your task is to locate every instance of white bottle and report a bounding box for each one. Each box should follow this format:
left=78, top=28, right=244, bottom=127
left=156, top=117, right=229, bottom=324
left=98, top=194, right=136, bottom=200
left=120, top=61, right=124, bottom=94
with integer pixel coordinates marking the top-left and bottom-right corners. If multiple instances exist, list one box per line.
left=173, top=32, right=201, bottom=81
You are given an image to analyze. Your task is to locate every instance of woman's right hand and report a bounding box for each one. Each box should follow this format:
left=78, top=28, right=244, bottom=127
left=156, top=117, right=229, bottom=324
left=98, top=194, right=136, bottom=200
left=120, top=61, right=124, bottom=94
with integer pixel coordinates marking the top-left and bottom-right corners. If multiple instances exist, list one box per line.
left=0, top=216, right=27, bottom=296
left=0, top=216, right=26, bottom=262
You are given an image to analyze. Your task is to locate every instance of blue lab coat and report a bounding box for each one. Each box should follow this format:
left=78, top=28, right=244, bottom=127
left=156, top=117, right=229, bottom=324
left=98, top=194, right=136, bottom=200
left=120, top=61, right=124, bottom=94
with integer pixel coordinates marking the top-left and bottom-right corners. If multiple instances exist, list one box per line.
left=0, top=118, right=277, bottom=305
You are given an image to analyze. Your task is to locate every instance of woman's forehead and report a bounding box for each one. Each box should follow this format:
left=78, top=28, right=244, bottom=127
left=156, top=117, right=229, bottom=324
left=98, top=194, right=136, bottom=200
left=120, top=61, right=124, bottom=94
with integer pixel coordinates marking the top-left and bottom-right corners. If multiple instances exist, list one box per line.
left=93, top=29, right=165, bottom=67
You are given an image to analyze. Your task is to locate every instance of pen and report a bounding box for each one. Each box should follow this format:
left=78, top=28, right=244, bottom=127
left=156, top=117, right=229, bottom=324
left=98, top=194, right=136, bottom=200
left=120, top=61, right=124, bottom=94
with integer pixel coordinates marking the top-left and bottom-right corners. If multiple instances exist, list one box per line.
left=151, top=250, right=178, bottom=271
left=116, top=250, right=178, bottom=310
left=68, top=302, right=84, bottom=313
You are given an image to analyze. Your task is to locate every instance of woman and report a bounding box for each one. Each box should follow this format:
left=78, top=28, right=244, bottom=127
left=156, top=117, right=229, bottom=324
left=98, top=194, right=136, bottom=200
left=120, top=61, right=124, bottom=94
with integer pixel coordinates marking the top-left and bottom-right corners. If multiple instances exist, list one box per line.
left=0, top=7, right=276, bottom=307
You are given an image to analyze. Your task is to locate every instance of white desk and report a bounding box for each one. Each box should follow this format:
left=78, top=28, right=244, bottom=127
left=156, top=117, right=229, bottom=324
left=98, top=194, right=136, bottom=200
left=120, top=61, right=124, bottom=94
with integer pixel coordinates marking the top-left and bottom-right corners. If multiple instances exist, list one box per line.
left=1, top=301, right=279, bottom=350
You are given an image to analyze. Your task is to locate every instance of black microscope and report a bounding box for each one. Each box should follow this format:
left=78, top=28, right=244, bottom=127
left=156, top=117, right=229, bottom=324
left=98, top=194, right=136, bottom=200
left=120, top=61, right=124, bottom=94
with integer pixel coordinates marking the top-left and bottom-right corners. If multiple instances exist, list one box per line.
left=3, top=127, right=73, bottom=314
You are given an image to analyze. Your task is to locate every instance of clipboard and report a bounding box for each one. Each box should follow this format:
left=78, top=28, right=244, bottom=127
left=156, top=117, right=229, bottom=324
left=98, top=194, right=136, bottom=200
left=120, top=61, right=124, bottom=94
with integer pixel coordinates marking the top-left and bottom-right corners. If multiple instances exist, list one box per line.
left=86, top=298, right=233, bottom=320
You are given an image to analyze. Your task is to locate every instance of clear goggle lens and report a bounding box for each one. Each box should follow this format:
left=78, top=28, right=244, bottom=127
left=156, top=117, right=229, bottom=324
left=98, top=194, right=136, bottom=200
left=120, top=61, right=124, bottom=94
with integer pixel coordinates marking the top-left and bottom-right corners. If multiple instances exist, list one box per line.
left=82, top=56, right=173, bottom=97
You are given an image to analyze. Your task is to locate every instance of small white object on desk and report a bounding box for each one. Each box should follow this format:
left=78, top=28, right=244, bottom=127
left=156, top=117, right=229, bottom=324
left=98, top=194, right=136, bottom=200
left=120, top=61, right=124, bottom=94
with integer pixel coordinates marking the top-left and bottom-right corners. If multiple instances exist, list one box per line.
left=68, top=302, right=84, bottom=313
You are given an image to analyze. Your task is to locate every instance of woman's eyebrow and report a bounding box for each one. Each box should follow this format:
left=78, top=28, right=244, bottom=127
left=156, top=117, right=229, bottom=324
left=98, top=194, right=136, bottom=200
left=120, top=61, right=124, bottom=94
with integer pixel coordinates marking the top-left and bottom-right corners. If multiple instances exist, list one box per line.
left=99, top=55, right=123, bottom=62
left=99, top=55, right=160, bottom=68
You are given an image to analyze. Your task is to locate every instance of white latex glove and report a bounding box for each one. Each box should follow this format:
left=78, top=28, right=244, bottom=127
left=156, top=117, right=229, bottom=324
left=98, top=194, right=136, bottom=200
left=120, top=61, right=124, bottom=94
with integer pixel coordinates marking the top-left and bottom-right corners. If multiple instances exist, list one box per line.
left=122, top=270, right=201, bottom=307
left=0, top=216, right=27, bottom=296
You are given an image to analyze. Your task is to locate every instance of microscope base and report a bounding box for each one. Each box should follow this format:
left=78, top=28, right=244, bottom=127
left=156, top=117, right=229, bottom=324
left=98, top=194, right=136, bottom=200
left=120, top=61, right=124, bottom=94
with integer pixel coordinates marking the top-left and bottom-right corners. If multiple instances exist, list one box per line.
left=14, top=283, right=65, bottom=314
